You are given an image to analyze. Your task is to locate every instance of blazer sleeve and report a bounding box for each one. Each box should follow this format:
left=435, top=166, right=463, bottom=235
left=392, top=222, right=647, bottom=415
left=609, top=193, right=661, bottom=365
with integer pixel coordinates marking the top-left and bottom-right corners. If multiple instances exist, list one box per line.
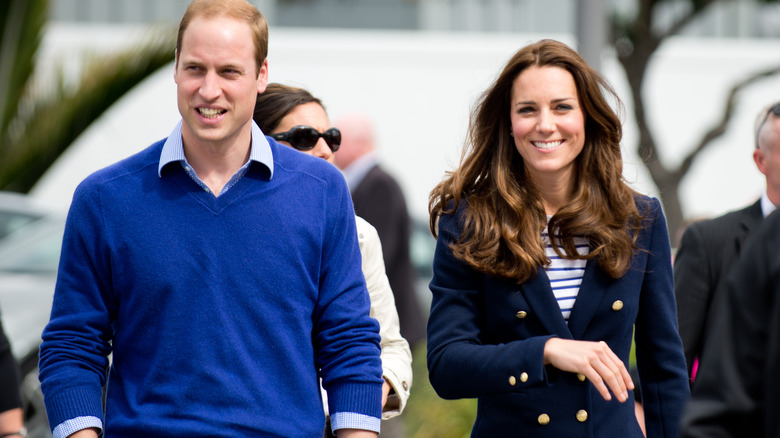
left=356, top=217, right=413, bottom=418
left=673, top=221, right=712, bottom=378
left=633, top=199, right=691, bottom=438
left=426, top=209, right=553, bottom=400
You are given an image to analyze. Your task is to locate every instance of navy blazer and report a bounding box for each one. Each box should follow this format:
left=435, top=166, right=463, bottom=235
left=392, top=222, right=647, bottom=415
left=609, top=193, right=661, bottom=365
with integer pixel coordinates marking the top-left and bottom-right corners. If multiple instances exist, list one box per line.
left=427, top=197, right=689, bottom=437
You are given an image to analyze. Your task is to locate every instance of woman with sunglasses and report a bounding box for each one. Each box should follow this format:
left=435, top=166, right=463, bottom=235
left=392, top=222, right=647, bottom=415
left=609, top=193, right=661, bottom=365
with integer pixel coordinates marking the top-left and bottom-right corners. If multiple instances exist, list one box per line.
left=253, top=83, right=412, bottom=437
left=426, top=39, right=689, bottom=437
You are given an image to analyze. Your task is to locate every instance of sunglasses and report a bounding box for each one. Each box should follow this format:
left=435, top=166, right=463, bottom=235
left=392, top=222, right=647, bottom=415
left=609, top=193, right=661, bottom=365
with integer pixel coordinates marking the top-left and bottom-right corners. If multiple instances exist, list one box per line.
left=756, top=102, right=780, bottom=147
left=271, top=125, right=341, bottom=152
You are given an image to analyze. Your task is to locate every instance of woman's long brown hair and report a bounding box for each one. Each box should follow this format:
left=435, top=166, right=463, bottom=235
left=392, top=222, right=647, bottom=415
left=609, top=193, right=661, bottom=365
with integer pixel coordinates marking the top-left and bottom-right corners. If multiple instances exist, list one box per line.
left=429, top=39, right=645, bottom=283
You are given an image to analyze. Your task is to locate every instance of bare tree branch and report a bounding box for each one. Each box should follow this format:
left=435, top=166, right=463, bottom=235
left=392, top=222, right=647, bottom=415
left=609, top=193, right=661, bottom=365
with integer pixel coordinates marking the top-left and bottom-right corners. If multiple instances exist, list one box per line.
left=675, top=63, right=780, bottom=180
left=661, top=0, right=718, bottom=39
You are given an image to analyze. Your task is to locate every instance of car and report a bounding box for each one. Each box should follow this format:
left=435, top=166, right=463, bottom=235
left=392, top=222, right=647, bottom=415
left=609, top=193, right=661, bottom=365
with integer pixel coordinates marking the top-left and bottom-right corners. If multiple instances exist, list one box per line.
left=0, top=210, right=64, bottom=437
left=0, top=191, right=48, bottom=241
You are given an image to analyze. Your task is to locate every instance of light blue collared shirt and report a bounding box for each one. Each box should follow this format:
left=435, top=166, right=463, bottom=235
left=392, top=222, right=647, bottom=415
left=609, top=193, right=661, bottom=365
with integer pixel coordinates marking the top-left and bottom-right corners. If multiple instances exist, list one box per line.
left=340, top=150, right=377, bottom=192
left=761, top=189, right=777, bottom=218
left=158, top=120, right=274, bottom=195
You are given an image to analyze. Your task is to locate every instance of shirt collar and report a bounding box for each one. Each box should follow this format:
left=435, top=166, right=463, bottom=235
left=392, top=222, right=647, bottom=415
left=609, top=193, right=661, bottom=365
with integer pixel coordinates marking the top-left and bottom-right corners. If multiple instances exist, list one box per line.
left=158, top=120, right=274, bottom=177
left=341, top=151, right=377, bottom=192
left=761, top=188, right=776, bottom=218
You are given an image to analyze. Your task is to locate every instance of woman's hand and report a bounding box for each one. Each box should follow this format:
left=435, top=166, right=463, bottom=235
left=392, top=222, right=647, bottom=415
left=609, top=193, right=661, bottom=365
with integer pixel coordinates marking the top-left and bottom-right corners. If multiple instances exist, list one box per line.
left=381, top=380, right=391, bottom=408
left=543, top=338, right=634, bottom=402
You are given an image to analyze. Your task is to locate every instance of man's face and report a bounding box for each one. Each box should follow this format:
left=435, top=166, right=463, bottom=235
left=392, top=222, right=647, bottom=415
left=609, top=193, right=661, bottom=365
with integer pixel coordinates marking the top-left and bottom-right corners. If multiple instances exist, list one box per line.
left=174, top=15, right=268, bottom=149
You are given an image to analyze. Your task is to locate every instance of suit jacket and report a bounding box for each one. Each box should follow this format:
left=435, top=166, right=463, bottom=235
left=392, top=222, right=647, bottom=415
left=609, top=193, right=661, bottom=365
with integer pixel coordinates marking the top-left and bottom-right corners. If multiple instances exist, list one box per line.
left=673, top=200, right=763, bottom=377
left=427, top=197, right=689, bottom=437
left=681, top=209, right=780, bottom=438
left=351, top=164, right=426, bottom=346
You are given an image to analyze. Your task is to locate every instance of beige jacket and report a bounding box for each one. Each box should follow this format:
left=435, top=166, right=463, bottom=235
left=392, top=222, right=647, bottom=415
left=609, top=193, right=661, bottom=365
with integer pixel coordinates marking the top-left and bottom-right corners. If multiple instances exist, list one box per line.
left=355, top=216, right=412, bottom=418
left=323, top=217, right=413, bottom=420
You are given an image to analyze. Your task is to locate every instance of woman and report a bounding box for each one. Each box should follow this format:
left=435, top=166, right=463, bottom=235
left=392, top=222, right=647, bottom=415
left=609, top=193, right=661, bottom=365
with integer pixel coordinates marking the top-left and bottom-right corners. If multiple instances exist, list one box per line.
left=426, top=39, right=689, bottom=437
left=253, top=84, right=412, bottom=429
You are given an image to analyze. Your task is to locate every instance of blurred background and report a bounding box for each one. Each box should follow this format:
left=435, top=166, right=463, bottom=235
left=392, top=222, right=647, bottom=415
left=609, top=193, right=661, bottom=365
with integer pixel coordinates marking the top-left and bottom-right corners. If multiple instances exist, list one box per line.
left=3, top=0, right=780, bottom=436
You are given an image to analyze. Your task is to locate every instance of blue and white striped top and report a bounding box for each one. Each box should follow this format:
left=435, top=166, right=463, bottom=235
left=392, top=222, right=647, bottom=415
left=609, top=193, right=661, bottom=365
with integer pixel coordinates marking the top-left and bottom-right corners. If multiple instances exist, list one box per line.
left=542, top=221, right=590, bottom=323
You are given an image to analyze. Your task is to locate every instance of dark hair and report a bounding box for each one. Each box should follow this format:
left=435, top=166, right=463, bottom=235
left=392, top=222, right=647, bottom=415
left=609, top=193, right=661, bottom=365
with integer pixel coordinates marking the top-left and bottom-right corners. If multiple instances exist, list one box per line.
left=253, top=83, right=324, bottom=134
left=176, top=0, right=268, bottom=75
left=429, top=39, right=644, bottom=283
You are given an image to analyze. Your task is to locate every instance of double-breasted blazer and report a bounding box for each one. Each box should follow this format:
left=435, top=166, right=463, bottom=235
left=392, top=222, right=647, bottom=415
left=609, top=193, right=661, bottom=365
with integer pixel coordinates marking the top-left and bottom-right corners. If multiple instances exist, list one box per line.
left=427, top=196, right=690, bottom=437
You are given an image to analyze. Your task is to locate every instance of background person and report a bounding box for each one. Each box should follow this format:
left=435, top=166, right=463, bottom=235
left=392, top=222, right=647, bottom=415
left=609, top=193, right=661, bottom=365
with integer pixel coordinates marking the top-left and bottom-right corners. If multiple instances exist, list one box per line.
left=0, top=316, right=25, bottom=438
left=680, top=208, right=780, bottom=438
left=37, top=1, right=382, bottom=437
left=674, top=101, right=780, bottom=382
left=426, top=39, right=689, bottom=436
left=253, top=83, right=413, bottom=438
left=333, top=113, right=426, bottom=349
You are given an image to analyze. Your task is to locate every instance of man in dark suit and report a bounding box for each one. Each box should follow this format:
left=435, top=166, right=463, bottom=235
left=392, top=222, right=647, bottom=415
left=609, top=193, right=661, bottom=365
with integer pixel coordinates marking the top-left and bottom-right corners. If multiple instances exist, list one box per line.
left=334, top=113, right=426, bottom=349
left=674, top=101, right=780, bottom=381
left=680, top=208, right=780, bottom=438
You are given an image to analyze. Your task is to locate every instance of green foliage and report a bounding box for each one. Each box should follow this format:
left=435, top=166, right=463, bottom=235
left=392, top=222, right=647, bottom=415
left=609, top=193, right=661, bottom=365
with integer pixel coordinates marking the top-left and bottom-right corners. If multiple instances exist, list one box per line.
left=0, top=0, right=176, bottom=192
left=404, top=342, right=477, bottom=438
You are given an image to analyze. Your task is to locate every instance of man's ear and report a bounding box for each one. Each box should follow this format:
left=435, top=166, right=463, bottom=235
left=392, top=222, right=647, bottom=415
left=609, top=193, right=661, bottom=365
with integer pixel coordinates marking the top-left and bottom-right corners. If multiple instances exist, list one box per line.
left=754, top=148, right=768, bottom=176
left=174, top=50, right=180, bottom=84
left=256, top=59, right=269, bottom=94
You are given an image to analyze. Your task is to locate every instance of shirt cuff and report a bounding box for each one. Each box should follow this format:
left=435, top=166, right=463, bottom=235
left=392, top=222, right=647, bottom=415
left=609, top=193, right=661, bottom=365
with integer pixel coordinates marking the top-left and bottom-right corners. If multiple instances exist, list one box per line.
left=330, top=412, right=381, bottom=434
left=53, top=416, right=102, bottom=438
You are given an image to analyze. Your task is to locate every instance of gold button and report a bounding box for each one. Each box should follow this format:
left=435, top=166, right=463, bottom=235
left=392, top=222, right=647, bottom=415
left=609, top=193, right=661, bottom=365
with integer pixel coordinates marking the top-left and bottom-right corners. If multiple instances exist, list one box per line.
left=577, top=373, right=586, bottom=382
left=402, top=381, right=408, bottom=391
left=538, top=413, right=550, bottom=425
left=612, top=300, right=624, bottom=311
left=508, top=375, right=517, bottom=386
left=520, top=372, right=528, bottom=383
left=576, top=409, right=588, bottom=422
left=515, top=310, right=528, bottom=319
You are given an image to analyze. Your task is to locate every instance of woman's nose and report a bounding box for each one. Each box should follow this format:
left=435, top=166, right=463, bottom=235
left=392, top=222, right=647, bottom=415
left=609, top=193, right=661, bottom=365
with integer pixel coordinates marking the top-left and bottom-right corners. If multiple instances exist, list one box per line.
left=536, top=110, right=555, bottom=133
left=312, top=138, right=333, bottom=161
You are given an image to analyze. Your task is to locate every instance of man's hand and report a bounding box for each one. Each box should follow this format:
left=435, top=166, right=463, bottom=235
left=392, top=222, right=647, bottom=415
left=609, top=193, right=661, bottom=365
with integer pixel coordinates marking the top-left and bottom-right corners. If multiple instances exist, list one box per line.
left=68, top=428, right=100, bottom=438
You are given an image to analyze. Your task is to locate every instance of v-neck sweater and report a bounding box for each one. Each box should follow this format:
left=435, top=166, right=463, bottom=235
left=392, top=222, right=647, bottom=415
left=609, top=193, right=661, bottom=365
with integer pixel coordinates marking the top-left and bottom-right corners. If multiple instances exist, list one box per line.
left=39, top=138, right=382, bottom=437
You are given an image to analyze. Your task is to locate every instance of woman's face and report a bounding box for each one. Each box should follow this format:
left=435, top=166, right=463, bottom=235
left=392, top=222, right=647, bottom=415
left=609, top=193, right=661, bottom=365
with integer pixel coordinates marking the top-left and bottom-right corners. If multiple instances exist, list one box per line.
left=273, top=102, right=335, bottom=163
left=509, top=65, right=585, bottom=186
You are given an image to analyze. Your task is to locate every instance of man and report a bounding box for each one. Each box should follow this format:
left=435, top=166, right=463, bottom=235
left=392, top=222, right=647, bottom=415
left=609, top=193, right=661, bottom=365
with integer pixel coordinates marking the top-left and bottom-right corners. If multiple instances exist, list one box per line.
left=0, top=319, right=24, bottom=438
left=37, top=1, right=383, bottom=437
left=674, top=101, right=780, bottom=380
left=333, top=114, right=426, bottom=348
left=679, top=208, right=780, bottom=438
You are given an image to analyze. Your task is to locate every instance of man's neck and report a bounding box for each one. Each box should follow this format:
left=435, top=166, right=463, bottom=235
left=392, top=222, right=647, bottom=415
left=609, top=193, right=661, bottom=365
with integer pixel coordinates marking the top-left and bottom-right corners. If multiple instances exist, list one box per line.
left=181, top=128, right=252, bottom=196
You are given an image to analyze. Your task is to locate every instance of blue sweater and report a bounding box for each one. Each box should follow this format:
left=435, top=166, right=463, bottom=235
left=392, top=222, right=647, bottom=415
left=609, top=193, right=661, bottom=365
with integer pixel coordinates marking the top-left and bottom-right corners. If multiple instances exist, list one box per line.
left=39, top=136, right=383, bottom=437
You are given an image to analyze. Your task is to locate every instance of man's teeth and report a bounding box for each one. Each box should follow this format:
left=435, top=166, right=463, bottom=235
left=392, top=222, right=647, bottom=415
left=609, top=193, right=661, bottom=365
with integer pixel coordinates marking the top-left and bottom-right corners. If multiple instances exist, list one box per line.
left=198, top=108, right=224, bottom=118
left=532, top=140, right=562, bottom=149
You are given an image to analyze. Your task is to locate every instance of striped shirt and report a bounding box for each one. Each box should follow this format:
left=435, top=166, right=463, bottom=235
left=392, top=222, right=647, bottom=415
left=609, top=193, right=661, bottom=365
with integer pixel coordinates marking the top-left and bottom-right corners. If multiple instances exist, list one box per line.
left=542, top=221, right=589, bottom=322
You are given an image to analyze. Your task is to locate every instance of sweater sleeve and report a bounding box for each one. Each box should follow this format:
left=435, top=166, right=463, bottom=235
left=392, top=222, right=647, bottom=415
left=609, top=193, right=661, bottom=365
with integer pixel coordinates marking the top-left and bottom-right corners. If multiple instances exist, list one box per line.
left=314, top=176, right=383, bottom=423
left=38, top=181, right=115, bottom=431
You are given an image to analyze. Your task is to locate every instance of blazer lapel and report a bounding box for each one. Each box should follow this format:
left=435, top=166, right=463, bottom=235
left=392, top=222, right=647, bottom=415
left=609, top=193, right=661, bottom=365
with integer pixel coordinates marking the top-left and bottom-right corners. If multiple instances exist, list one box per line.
left=566, top=259, right=611, bottom=339
left=521, top=267, right=573, bottom=339
left=736, top=200, right=763, bottom=253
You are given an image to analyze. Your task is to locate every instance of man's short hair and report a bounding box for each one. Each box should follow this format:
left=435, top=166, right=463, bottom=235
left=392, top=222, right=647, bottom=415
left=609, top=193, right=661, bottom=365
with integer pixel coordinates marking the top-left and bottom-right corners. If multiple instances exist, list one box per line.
left=176, top=0, right=268, bottom=75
